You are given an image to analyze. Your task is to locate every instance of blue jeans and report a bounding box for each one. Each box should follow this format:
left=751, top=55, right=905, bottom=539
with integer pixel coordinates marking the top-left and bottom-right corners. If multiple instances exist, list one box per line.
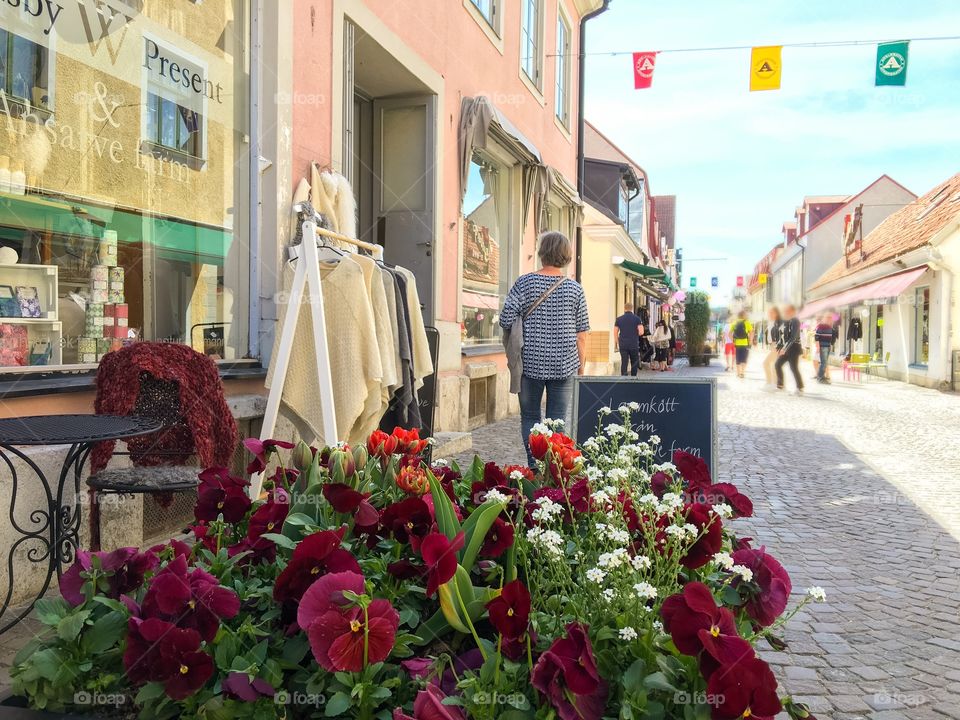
left=519, top=375, right=574, bottom=468
left=818, top=345, right=830, bottom=380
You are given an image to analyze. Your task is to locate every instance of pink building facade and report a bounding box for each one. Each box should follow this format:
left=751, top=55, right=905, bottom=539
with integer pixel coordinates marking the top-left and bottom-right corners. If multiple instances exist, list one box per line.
left=276, top=0, right=605, bottom=432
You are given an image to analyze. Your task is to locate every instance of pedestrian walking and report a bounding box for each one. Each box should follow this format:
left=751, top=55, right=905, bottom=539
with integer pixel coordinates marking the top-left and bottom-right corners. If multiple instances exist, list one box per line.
left=775, top=304, right=804, bottom=394
left=499, top=231, right=590, bottom=468
left=763, top=306, right=784, bottom=388
left=722, top=322, right=735, bottom=372
left=614, top=303, right=644, bottom=376
left=732, top=311, right=753, bottom=379
left=651, top=320, right=670, bottom=371
left=815, top=314, right=835, bottom=384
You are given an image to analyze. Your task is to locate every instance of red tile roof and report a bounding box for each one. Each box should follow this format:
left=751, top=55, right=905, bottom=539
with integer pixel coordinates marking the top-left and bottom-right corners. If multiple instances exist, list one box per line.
left=810, top=172, right=960, bottom=290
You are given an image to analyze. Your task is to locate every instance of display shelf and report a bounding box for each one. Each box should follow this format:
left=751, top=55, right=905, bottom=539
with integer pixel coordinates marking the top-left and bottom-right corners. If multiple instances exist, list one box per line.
left=0, top=263, right=59, bottom=321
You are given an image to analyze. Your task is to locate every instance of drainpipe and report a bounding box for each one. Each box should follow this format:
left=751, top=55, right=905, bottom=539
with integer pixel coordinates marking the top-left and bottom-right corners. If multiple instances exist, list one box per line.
left=247, top=0, right=263, bottom=360
left=575, top=0, right=612, bottom=282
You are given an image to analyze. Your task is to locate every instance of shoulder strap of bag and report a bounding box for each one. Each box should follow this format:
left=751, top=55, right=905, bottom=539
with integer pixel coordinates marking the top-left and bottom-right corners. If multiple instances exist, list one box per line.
left=523, top=277, right=566, bottom=320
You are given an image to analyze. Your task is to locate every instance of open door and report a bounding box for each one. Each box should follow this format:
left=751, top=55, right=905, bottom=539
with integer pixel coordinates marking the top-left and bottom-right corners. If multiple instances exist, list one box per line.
left=373, top=95, right=437, bottom=323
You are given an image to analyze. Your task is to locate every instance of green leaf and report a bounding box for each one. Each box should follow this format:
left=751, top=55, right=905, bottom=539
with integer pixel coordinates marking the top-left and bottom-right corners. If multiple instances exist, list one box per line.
left=33, top=597, right=68, bottom=625
left=460, top=499, right=507, bottom=571
left=81, top=611, right=125, bottom=653
left=135, top=682, right=167, bottom=704
left=29, top=649, right=63, bottom=681
left=91, top=596, right=128, bottom=613
left=325, top=691, right=352, bottom=716
left=428, top=469, right=461, bottom=540
left=283, top=512, right=318, bottom=527
left=214, top=632, right=239, bottom=670
left=57, top=608, right=92, bottom=642
left=463, top=455, right=485, bottom=485
left=261, top=532, right=298, bottom=550
left=622, top=659, right=646, bottom=694
left=281, top=635, right=311, bottom=664
left=643, top=671, right=677, bottom=693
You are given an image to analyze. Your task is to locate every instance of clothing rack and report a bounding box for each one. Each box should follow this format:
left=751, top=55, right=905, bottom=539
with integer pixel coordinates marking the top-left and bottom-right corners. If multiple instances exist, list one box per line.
left=250, top=207, right=379, bottom=498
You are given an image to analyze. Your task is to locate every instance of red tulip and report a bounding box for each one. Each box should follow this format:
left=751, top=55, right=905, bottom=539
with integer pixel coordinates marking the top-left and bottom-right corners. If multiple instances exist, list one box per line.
left=528, top=433, right=550, bottom=460
left=368, top=429, right=399, bottom=460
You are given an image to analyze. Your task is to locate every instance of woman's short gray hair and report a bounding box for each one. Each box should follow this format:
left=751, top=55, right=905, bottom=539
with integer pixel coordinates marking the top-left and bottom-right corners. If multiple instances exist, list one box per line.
left=538, top=231, right=573, bottom=268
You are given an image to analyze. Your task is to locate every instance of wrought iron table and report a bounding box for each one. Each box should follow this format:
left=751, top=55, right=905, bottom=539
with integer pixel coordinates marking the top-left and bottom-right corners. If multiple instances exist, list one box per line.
left=0, top=414, right=161, bottom=634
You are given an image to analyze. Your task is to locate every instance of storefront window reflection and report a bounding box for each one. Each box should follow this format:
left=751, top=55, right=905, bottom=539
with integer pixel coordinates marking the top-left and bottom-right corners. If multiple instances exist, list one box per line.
left=0, top=1, right=249, bottom=369
left=915, top=287, right=930, bottom=365
left=462, top=151, right=511, bottom=346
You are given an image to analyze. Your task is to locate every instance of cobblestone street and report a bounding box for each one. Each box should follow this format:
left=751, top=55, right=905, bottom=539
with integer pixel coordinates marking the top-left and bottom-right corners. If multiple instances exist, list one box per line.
left=452, top=357, right=960, bottom=720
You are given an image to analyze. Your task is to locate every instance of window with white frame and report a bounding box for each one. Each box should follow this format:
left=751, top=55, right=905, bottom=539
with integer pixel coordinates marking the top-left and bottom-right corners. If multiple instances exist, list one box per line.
left=142, top=37, right=208, bottom=161
left=554, top=10, right=571, bottom=125
left=0, top=28, right=51, bottom=114
left=469, top=0, right=500, bottom=35
left=520, top=0, right=543, bottom=89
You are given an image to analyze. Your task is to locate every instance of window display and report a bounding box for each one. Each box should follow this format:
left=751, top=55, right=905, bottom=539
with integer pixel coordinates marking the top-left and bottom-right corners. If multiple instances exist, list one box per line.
left=462, top=150, right=512, bottom=345
left=0, top=0, right=250, bottom=369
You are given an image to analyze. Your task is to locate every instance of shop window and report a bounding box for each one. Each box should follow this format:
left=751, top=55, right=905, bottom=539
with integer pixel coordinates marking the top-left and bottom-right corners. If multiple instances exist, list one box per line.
left=627, top=191, right=644, bottom=246
left=914, top=286, right=930, bottom=365
left=0, top=2, right=250, bottom=371
left=520, top=0, right=543, bottom=89
left=618, top=182, right=630, bottom=226
left=554, top=11, right=570, bottom=126
left=0, top=28, right=51, bottom=115
left=462, top=150, right=513, bottom=346
left=873, top=305, right=884, bottom=359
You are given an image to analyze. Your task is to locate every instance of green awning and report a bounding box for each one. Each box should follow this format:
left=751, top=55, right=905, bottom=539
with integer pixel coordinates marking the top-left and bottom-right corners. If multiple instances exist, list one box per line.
left=0, top=192, right=233, bottom=265
left=618, top=259, right=675, bottom=291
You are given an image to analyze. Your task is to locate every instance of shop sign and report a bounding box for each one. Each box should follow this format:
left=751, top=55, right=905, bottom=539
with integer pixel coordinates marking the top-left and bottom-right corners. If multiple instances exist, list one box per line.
left=573, top=376, right=718, bottom=478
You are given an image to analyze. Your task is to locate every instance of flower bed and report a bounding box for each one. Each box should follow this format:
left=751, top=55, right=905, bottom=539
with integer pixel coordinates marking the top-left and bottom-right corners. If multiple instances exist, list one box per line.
left=11, top=412, right=824, bottom=719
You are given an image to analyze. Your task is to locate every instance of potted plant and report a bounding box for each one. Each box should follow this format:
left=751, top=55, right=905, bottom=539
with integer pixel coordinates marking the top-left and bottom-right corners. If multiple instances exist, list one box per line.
left=684, top=290, right=711, bottom=366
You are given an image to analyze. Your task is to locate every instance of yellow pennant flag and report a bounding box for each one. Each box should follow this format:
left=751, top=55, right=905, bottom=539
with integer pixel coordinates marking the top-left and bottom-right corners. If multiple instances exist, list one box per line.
left=750, top=46, right=782, bottom=91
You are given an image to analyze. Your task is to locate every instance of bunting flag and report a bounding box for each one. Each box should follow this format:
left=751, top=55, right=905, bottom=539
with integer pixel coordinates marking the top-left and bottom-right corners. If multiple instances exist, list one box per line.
left=632, top=52, right=657, bottom=89
left=750, top=46, right=782, bottom=91
left=876, top=41, right=909, bottom=86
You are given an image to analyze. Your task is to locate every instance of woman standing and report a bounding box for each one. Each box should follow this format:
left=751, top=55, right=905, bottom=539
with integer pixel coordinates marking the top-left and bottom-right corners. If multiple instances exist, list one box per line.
left=500, top=232, right=590, bottom=467
left=651, top=320, right=671, bottom=371
left=763, top=306, right=784, bottom=388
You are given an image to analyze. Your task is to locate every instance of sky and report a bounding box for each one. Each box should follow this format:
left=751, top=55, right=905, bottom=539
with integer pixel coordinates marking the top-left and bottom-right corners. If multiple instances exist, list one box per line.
left=583, top=0, right=960, bottom=305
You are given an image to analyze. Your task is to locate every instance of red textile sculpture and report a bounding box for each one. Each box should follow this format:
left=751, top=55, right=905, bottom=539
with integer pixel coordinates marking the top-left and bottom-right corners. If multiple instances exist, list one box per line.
left=91, top=343, right=237, bottom=474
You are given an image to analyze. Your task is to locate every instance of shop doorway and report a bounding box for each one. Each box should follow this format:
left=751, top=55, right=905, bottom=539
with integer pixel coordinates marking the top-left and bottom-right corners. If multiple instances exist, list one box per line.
left=345, top=21, right=438, bottom=323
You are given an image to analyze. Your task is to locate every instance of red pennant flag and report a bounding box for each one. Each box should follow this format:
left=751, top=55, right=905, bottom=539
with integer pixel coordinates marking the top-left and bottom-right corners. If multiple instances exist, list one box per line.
left=632, top=52, right=657, bottom=89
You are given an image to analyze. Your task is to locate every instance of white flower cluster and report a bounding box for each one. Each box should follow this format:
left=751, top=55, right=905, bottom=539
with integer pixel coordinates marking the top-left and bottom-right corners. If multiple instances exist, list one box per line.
left=526, top=527, right=565, bottom=558
left=634, top=582, right=658, bottom=600
left=599, top=406, right=613, bottom=415
left=597, top=548, right=630, bottom=570
left=586, top=567, right=606, bottom=584
left=530, top=422, right=553, bottom=437
left=807, top=586, right=827, bottom=602
left=585, top=465, right=603, bottom=481
left=730, top=564, right=754, bottom=582
left=649, top=434, right=661, bottom=445
left=607, top=467, right=629, bottom=483
left=631, top=554, right=652, bottom=571
left=619, top=626, right=638, bottom=641
left=713, top=552, right=734, bottom=570
left=582, top=437, right=600, bottom=452
left=665, top=523, right=699, bottom=540
left=531, top=497, right=564, bottom=523
left=604, top=424, right=625, bottom=437
left=433, top=458, right=449, bottom=467
left=595, top=522, right=631, bottom=545
left=712, top=503, right=733, bottom=519
left=483, top=489, right=510, bottom=505
left=509, top=469, right=526, bottom=482
left=591, top=489, right=612, bottom=507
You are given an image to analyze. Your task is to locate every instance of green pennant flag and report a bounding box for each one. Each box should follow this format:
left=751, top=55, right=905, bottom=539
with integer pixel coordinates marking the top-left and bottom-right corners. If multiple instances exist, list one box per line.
left=876, top=41, right=909, bottom=86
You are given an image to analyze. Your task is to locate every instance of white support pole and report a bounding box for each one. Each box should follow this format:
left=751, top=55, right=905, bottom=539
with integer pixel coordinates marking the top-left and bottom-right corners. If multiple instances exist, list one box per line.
left=249, top=220, right=338, bottom=498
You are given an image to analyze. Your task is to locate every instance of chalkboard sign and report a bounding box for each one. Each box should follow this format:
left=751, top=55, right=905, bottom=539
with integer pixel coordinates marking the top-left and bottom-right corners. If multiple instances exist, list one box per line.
left=572, top=376, right=717, bottom=477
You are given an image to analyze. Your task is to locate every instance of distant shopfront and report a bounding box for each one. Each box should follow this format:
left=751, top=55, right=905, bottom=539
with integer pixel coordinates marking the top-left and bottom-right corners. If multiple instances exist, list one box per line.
left=0, top=0, right=252, bottom=380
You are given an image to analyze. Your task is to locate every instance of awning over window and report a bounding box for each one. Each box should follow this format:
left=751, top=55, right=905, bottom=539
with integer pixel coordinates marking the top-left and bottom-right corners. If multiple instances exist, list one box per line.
left=800, top=266, right=928, bottom=319
left=616, top=258, right=676, bottom=291
left=462, top=290, right=501, bottom=310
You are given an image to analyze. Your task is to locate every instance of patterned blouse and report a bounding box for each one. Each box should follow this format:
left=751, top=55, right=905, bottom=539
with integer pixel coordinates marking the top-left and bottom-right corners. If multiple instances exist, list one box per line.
left=499, top=272, right=590, bottom=380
